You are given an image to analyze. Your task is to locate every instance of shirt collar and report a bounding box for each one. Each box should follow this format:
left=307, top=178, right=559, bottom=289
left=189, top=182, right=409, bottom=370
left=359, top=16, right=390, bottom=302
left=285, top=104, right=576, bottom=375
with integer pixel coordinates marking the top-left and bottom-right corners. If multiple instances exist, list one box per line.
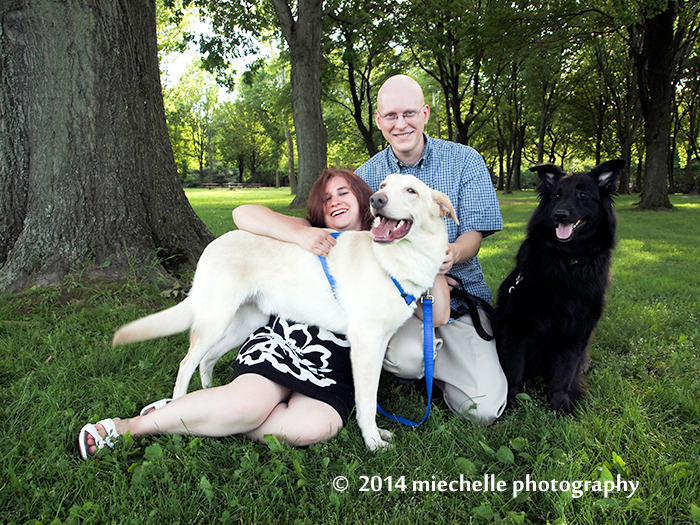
left=387, top=133, right=432, bottom=169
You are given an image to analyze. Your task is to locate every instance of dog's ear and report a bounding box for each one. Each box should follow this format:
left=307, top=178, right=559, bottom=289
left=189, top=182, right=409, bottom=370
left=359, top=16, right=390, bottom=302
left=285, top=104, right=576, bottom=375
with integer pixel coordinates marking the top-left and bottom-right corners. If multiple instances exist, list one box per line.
left=529, top=164, right=565, bottom=188
left=590, top=159, right=625, bottom=193
left=433, top=191, right=459, bottom=224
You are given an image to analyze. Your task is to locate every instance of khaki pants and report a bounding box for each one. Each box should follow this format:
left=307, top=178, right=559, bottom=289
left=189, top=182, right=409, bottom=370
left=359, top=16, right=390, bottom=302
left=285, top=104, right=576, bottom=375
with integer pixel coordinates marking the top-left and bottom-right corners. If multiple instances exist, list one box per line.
left=383, top=312, right=507, bottom=425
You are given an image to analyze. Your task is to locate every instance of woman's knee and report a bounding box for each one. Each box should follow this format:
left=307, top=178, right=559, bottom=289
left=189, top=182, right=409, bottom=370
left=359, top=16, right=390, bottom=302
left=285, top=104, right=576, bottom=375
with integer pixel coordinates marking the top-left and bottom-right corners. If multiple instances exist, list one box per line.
left=298, top=415, right=343, bottom=445
left=220, top=376, right=291, bottom=428
left=247, top=395, right=343, bottom=446
left=286, top=398, right=343, bottom=445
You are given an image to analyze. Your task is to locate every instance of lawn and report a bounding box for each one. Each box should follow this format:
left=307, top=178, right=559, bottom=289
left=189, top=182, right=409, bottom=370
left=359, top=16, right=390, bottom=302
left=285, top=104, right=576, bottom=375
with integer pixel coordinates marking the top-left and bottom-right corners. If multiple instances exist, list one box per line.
left=1, top=187, right=699, bottom=524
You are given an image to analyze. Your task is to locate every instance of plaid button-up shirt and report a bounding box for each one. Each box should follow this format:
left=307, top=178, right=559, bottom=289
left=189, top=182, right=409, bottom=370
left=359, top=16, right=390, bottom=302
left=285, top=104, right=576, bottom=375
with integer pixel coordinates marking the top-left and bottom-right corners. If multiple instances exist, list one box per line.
left=356, top=134, right=502, bottom=304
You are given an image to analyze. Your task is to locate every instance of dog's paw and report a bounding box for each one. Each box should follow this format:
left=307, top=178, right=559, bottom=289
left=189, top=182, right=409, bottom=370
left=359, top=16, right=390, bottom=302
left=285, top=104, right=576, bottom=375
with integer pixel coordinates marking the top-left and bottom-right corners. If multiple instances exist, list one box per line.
left=505, top=385, right=523, bottom=408
left=363, top=429, right=393, bottom=452
left=378, top=428, right=393, bottom=442
left=368, top=438, right=393, bottom=452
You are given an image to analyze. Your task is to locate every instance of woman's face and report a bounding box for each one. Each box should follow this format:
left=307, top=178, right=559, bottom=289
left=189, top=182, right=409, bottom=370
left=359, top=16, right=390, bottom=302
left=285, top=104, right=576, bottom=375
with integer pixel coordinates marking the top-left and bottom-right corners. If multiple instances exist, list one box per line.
left=323, top=176, right=363, bottom=231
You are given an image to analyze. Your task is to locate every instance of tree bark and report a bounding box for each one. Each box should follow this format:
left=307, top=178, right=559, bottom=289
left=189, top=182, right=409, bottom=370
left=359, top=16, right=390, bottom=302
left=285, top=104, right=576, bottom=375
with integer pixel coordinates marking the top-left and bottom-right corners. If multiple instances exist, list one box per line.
left=635, top=2, right=676, bottom=209
left=284, top=123, right=296, bottom=194
left=270, top=0, right=327, bottom=208
left=0, top=0, right=214, bottom=292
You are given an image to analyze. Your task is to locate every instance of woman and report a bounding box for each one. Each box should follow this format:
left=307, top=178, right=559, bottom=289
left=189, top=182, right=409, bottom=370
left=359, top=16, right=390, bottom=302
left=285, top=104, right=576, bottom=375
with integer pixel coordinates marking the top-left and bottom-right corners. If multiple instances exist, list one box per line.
left=79, top=169, right=449, bottom=459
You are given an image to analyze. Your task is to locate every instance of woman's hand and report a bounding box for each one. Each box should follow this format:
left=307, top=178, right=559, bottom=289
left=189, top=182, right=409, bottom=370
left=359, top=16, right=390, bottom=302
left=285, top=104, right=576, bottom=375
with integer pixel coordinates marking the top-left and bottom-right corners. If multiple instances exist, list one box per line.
left=299, top=228, right=338, bottom=257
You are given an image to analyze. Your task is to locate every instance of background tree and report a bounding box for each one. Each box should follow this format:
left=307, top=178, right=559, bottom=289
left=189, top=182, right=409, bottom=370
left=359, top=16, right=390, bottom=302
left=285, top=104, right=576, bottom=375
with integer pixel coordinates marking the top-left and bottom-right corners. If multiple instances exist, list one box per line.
left=401, top=0, right=513, bottom=145
left=216, top=101, right=249, bottom=182
left=677, top=54, right=700, bottom=194
left=324, top=0, right=396, bottom=158
left=164, top=64, right=220, bottom=185
left=156, top=0, right=700, bottom=203
left=213, top=60, right=289, bottom=185
left=631, top=0, right=700, bottom=209
left=0, top=0, right=213, bottom=292
left=495, top=61, right=526, bottom=193
left=269, top=0, right=327, bottom=205
left=594, top=29, right=643, bottom=194
left=197, top=0, right=327, bottom=206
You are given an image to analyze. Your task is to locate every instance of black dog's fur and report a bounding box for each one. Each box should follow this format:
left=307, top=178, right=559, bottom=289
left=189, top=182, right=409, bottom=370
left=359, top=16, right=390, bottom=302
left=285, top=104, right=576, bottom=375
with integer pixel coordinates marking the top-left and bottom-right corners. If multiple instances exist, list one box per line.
left=495, top=159, right=625, bottom=413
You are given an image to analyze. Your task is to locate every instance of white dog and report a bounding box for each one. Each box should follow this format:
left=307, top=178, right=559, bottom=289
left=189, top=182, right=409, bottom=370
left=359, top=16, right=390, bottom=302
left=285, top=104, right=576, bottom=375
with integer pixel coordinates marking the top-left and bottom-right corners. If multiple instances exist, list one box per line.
left=113, top=174, right=456, bottom=451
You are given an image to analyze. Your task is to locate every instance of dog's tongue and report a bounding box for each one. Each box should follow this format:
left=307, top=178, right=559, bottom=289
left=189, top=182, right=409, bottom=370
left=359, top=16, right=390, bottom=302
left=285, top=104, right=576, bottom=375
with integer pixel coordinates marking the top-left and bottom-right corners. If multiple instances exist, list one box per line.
left=556, top=223, right=574, bottom=240
left=372, top=217, right=411, bottom=243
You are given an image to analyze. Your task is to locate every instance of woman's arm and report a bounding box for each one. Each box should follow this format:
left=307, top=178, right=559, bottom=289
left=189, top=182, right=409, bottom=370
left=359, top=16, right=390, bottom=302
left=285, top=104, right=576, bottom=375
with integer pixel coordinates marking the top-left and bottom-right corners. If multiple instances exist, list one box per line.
left=414, top=274, right=451, bottom=327
left=232, top=205, right=338, bottom=257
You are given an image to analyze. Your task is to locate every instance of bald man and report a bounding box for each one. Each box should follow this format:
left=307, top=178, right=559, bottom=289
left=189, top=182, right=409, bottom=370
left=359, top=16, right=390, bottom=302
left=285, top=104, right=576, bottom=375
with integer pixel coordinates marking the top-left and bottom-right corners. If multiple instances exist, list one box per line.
left=356, top=74, right=507, bottom=425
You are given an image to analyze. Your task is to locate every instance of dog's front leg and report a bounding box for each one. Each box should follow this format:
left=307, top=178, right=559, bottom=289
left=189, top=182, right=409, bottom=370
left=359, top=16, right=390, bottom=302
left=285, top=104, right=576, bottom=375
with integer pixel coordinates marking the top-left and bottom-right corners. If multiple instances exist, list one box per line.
left=348, top=331, right=393, bottom=451
left=546, top=342, right=588, bottom=413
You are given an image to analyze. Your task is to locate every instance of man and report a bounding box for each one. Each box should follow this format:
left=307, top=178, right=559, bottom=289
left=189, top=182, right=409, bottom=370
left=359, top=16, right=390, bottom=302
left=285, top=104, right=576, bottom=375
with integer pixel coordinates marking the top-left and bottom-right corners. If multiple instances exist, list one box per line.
left=356, top=74, right=507, bottom=424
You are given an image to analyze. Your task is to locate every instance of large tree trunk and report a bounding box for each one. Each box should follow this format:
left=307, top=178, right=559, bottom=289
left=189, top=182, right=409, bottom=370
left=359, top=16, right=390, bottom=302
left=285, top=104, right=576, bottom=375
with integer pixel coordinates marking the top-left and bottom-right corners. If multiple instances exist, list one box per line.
left=636, top=2, right=676, bottom=209
left=0, top=0, right=214, bottom=292
left=271, top=0, right=327, bottom=208
left=284, top=123, right=297, bottom=194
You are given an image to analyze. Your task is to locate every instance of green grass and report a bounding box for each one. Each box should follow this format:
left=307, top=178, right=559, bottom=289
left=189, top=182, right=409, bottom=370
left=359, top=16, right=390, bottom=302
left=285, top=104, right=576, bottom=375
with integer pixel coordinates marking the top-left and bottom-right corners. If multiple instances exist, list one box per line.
left=1, top=188, right=699, bottom=524
left=186, top=187, right=305, bottom=237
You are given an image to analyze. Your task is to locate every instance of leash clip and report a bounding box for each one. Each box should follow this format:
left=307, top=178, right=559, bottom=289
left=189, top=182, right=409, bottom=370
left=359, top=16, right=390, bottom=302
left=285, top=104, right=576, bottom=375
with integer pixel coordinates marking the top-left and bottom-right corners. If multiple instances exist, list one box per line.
left=420, top=292, right=434, bottom=304
left=508, top=273, right=523, bottom=294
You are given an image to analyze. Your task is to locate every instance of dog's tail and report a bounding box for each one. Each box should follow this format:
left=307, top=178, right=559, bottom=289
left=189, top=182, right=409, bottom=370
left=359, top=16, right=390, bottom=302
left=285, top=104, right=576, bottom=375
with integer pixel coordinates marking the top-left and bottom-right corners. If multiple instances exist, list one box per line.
left=112, top=299, right=194, bottom=346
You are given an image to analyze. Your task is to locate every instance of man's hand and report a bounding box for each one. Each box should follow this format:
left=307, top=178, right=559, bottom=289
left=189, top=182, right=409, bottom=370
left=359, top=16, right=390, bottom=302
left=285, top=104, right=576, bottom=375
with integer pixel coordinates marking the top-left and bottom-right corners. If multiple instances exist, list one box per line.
left=444, top=275, right=459, bottom=291
left=439, top=243, right=460, bottom=275
left=439, top=231, right=483, bottom=275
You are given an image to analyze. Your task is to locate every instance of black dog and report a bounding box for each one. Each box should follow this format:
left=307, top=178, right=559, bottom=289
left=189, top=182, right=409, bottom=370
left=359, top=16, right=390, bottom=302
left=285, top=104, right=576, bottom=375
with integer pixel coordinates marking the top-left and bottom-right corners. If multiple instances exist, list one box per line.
left=495, top=159, right=625, bottom=413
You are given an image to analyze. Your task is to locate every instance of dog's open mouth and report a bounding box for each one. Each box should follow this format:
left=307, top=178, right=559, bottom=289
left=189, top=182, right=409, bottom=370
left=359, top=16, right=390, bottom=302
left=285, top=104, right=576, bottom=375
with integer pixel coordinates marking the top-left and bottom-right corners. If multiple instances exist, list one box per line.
left=556, top=220, right=585, bottom=242
left=372, top=216, right=413, bottom=243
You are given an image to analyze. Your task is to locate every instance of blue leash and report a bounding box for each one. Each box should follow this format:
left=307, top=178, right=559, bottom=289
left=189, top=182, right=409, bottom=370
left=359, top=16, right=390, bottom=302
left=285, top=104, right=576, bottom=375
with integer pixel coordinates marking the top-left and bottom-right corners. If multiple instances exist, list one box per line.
left=376, top=293, right=434, bottom=427
left=319, top=232, right=433, bottom=427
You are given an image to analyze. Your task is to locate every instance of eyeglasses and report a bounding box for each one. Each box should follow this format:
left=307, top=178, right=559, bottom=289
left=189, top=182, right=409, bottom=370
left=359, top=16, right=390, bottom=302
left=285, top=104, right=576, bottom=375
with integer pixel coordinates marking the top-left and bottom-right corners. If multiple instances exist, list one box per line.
left=378, top=105, right=426, bottom=122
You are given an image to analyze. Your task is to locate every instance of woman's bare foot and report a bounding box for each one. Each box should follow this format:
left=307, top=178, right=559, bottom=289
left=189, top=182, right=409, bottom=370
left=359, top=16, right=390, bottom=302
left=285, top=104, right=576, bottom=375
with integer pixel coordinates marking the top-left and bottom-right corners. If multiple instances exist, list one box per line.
left=78, top=418, right=121, bottom=460
left=83, top=423, right=106, bottom=457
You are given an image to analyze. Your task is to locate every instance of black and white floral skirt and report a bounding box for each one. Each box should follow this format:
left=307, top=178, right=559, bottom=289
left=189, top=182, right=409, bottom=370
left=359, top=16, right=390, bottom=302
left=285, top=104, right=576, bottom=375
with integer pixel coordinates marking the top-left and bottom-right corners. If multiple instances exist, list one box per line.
left=231, top=316, right=355, bottom=423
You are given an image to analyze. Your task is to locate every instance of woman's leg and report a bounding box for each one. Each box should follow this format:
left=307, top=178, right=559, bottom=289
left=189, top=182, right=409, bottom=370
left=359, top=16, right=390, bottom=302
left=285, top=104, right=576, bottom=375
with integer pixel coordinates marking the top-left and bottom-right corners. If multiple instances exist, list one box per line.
left=245, top=391, right=343, bottom=447
left=82, top=374, right=291, bottom=456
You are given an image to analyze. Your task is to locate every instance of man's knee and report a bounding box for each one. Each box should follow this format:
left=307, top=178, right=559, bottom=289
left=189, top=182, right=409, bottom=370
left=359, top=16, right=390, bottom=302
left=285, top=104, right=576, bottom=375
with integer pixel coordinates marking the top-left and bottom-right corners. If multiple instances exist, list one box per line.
left=383, top=316, right=427, bottom=379
left=442, top=383, right=506, bottom=426
left=383, top=346, right=425, bottom=379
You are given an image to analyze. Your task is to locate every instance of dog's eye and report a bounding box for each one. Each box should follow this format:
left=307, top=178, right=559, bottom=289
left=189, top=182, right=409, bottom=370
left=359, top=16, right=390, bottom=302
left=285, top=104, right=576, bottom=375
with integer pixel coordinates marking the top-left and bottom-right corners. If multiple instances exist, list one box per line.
left=407, top=188, right=417, bottom=194
left=578, top=192, right=588, bottom=199
left=379, top=183, right=386, bottom=189
left=554, top=193, right=562, bottom=200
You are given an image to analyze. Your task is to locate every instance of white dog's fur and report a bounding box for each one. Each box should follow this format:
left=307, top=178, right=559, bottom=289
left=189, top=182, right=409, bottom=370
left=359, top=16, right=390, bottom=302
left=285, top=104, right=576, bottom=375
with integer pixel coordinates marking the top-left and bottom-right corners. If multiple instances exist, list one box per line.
left=113, top=174, right=456, bottom=450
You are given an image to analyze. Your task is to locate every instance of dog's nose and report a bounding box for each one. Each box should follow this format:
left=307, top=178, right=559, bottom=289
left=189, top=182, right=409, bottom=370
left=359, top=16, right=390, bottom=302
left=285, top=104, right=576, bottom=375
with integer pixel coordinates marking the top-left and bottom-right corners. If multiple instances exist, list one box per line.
left=370, top=193, right=387, bottom=210
left=553, top=209, right=570, bottom=223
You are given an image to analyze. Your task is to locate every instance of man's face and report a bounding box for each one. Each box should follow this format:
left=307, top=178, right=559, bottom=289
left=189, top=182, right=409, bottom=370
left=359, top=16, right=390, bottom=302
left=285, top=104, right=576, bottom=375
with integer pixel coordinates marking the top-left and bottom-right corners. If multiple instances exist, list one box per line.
left=375, top=87, right=430, bottom=165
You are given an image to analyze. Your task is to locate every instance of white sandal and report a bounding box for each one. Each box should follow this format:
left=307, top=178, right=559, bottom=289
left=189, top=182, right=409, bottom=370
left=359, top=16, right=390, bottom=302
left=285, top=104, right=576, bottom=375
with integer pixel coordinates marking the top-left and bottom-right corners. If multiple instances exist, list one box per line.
left=78, top=418, right=120, bottom=460
left=139, top=398, right=172, bottom=417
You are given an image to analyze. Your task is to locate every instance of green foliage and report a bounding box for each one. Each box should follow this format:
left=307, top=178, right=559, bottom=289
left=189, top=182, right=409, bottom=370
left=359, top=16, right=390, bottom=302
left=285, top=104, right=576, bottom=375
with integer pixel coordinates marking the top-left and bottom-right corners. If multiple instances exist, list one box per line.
left=1, top=190, right=699, bottom=524
left=163, top=64, right=221, bottom=183
left=158, top=0, right=700, bottom=200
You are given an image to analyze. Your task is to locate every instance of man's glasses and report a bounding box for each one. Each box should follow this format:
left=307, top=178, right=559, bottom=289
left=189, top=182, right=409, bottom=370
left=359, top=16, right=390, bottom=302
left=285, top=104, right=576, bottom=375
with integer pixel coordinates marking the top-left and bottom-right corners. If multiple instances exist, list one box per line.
left=378, top=105, right=426, bottom=122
